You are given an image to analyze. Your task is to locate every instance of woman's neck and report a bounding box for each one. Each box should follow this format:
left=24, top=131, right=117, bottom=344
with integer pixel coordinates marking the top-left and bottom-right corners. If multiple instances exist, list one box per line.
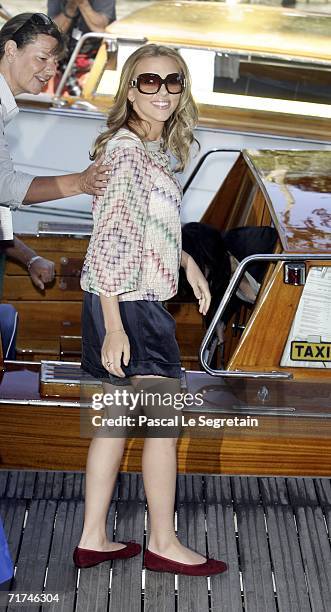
left=127, top=118, right=163, bottom=142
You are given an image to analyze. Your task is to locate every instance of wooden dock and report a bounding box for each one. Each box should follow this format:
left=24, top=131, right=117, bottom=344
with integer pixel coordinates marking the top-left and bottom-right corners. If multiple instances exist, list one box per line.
left=1, top=471, right=331, bottom=611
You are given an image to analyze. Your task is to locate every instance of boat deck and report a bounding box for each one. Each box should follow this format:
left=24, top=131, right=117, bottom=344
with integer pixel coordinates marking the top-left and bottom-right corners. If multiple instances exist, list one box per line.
left=1, top=470, right=331, bottom=611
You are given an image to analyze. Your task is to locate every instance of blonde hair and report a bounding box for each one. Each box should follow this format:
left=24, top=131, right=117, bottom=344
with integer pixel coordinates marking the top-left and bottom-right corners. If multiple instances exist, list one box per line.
left=91, top=44, right=199, bottom=171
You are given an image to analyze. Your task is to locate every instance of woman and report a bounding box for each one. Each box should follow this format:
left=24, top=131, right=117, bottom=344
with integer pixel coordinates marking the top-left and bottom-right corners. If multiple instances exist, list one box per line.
left=76, top=44, right=228, bottom=576
left=0, top=12, right=108, bottom=210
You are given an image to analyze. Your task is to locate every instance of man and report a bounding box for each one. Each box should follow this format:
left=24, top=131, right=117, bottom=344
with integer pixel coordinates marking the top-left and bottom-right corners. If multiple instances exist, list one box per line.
left=48, top=0, right=116, bottom=59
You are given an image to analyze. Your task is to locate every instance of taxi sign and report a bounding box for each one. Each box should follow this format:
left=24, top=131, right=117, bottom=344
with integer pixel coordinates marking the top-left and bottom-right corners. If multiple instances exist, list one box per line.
left=291, top=341, right=331, bottom=362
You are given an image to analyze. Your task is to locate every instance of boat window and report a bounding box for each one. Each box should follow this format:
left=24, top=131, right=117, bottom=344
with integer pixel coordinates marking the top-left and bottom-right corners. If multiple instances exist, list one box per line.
left=214, top=54, right=330, bottom=105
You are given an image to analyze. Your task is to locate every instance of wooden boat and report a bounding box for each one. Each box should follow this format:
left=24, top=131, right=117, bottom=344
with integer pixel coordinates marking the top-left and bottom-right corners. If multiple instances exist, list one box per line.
left=9, top=2, right=331, bottom=233
left=52, top=1, right=331, bottom=142
left=1, top=149, right=330, bottom=477
left=1, top=6, right=331, bottom=606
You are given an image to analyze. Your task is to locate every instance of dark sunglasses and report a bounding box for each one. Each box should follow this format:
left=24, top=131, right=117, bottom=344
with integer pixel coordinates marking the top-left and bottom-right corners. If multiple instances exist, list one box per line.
left=129, top=73, right=185, bottom=95
left=12, top=13, right=55, bottom=39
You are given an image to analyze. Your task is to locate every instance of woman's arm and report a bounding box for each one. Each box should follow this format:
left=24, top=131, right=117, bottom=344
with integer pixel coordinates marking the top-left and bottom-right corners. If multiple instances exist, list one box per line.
left=99, top=294, right=130, bottom=377
left=181, top=249, right=211, bottom=316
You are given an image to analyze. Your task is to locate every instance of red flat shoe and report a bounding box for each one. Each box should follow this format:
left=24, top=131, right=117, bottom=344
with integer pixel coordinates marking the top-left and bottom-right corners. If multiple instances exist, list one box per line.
left=73, top=542, right=141, bottom=568
left=144, top=549, right=228, bottom=576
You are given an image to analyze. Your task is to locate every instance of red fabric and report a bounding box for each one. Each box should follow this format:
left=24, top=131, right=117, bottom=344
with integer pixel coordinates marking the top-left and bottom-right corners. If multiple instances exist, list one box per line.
left=144, top=549, right=228, bottom=575
left=73, top=542, right=141, bottom=568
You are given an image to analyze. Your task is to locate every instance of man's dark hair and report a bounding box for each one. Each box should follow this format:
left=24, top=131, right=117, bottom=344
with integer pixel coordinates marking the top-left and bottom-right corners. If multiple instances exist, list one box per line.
left=0, top=12, right=67, bottom=60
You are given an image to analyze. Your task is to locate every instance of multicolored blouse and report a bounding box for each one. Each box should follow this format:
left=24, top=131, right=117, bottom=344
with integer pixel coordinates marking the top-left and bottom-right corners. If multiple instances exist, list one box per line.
left=80, top=128, right=182, bottom=301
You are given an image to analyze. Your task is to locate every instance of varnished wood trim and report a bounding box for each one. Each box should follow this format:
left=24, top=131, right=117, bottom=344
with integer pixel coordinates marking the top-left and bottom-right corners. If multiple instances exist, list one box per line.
left=228, top=261, right=331, bottom=381
left=0, top=404, right=330, bottom=476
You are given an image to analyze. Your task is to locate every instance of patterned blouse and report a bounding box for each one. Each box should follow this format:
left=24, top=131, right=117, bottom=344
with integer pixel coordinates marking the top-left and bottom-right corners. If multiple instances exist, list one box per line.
left=80, top=128, right=182, bottom=301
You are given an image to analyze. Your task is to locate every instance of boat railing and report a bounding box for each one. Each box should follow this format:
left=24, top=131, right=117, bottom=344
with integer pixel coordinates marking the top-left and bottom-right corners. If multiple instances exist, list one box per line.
left=199, top=252, right=331, bottom=380
left=54, top=32, right=147, bottom=99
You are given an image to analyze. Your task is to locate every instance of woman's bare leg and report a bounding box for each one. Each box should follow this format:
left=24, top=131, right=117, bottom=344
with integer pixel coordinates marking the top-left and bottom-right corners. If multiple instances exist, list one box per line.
left=78, top=381, right=132, bottom=552
left=132, top=374, right=206, bottom=564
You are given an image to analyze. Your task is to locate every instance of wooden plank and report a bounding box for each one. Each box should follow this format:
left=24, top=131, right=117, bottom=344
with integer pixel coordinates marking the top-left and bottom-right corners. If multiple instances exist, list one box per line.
left=177, top=475, right=204, bottom=504
left=233, top=477, right=276, bottom=612
left=33, top=471, right=65, bottom=500
left=62, top=472, right=85, bottom=501
left=231, top=476, right=261, bottom=506
left=0, top=470, right=9, bottom=496
left=315, top=479, right=331, bottom=537
left=3, top=275, right=83, bottom=301
left=8, top=499, right=57, bottom=612
left=260, top=478, right=311, bottom=612
left=205, top=475, right=232, bottom=506
left=144, top=473, right=175, bottom=612
left=44, top=500, right=84, bottom=612
left=118, top=472, right=145, bottom=503
left=204, top=480, right=242, bottom=612
left=0, top=499, right=27, bottom=609
left=75, top=502, right=116, bottom=612
left=144, top=570, right=175, bottom=612
left=312, top=478, right=331, bottom=508
left=259, top=477, right=289, bottom=506
left=4, top=470, right=26, bottom=499
left=109, top=499, right=145, bottom=611
left=177, top=502, right=209, bottom=612
left=1, top=301, right=82, bottom=338
left=287, top=479, right=331, bottom=612
left=8, top=236, right=89, bottom=256
left=287, top=478, right=319, bottom=507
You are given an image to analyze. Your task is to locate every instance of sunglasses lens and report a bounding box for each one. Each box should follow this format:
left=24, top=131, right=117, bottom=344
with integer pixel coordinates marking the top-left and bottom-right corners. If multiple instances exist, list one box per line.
left=166, top=74, right=183, bottom=94
left=138, top=74, right=161, bottom=94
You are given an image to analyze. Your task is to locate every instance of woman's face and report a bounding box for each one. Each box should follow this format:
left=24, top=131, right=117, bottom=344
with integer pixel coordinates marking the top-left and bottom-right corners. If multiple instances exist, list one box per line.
left=128, top=55, right=182, bottom=138
left=8, top=34, right=58, bottom=95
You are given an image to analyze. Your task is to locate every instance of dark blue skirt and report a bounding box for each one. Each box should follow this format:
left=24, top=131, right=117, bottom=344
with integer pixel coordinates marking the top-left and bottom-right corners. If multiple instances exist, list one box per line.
left=81, top=292, right=182, bottom=384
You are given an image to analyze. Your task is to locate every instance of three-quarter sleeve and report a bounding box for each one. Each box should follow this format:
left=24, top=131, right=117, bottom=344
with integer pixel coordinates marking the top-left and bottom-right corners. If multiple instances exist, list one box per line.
left=81, top=145, right=153, bottom=297
left=0, top=112, right=34, bottom=209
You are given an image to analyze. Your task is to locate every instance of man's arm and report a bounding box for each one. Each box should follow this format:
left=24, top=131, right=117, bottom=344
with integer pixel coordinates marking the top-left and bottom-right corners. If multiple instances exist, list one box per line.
left=48, top=0, right=80, bottom=33
left=5, top=236, right=55, bottom=290
left=75, top=0, right=110, bottom=31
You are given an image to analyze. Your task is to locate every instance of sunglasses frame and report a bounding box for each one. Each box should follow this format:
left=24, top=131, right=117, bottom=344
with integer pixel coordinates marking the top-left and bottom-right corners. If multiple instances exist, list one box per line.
left=12, top=13, right=55, bottom=40
left=129, top=72, right=186, bottom=95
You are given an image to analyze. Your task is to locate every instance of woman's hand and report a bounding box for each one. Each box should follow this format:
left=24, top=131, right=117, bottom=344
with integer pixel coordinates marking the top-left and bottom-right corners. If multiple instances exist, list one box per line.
left=101, top=330, right=130, bottom=377
left=182, top=253, right=211, bottom=315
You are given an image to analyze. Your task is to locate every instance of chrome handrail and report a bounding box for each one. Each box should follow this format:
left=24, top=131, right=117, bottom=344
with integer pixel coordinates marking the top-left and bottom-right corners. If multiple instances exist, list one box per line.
left=199, top=253, right=331, bottom=380
left=54, top=32, right=147, bottom=99
left=55, top=32, right=118, bottom=98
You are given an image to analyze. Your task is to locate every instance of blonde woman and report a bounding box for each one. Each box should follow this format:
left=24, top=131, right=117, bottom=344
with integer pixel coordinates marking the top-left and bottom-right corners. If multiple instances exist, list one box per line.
left=76, top=44, right=228, bottom=576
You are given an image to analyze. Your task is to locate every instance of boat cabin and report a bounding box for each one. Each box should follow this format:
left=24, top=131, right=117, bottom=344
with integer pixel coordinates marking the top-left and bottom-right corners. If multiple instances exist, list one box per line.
left=53, top=2, right=331, bottom=142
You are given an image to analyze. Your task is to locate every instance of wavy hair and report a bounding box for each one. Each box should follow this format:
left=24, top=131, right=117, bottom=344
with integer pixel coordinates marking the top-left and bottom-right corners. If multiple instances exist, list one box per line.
left=91, top=44, right=199, bottom=171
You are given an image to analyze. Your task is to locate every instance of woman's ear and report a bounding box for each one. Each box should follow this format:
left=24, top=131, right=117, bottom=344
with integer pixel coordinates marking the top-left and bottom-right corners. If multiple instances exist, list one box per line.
left=4, top=40, right=18, bottom=63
